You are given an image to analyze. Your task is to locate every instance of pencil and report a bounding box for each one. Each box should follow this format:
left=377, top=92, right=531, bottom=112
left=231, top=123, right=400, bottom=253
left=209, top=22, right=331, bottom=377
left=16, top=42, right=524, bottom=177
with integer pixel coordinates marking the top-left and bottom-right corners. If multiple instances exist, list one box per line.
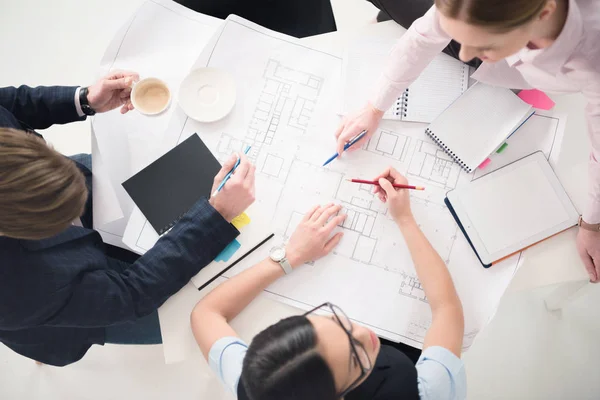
left=322, top=130, right=368, bottom=167
left=347, top=179, right=425, bottom=191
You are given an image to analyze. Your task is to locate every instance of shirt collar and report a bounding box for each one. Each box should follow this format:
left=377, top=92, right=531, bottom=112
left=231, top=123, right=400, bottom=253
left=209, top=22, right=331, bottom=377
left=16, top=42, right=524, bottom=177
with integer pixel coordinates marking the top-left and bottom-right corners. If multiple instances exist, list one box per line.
left=505, top=0, right=583, bottom=73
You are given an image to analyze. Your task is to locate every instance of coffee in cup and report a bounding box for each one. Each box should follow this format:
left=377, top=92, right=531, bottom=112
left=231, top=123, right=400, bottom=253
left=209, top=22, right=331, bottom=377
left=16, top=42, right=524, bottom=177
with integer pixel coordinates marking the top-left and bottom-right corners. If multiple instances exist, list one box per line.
left=131, top=78, right=171, bottom=115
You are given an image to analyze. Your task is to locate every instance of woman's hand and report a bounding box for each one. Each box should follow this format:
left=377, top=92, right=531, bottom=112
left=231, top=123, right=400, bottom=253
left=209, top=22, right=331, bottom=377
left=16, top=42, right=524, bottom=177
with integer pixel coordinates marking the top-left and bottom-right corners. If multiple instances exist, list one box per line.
left=373, top=167, right=413, bottom=224
left=334, top=102, right=385, bottom=156
left=286, top=204, right=346, bottom=267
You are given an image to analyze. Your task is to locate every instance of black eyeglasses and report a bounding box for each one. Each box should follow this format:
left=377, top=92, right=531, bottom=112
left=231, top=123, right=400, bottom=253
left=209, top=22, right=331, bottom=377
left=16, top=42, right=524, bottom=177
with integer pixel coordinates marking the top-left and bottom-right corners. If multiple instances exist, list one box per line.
left=304, top=302, right=373, bottom=397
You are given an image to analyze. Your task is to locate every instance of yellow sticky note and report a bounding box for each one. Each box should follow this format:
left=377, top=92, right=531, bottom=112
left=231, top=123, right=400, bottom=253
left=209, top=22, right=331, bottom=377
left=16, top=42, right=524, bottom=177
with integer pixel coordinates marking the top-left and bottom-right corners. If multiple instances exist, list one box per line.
left=232, top=212, right=251, bottom=230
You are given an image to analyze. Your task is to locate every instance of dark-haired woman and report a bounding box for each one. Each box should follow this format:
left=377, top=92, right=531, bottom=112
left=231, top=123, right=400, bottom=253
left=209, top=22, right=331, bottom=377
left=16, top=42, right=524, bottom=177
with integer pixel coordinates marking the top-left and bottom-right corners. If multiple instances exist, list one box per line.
left=335, top=0, right=600, bottom=282
left=192, top=168, right=466, bottom=399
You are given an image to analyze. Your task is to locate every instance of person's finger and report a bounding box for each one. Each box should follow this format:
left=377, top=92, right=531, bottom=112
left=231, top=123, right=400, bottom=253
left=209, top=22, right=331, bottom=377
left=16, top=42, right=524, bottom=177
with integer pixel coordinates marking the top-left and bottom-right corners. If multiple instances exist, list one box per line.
left=213, top=154, right=238, bottom=185
left=378, top=177, right=396, bottom=196
left=310, top=204, right=333, bottom=222
left=317, top=204, right=342, bottom=226
left=372, top=167, right=392, bottom=183
left=334, top=121, right=345, bottom=139
left=119, top=87, right=132, bottom=99
left=120, top=104, right=128, bottom=114
left=324, top=214, right=346, bottom=232
left=108, top=70, right=140, bottom=81
left=336, top=135, right=347, bottom=157
left=302, top=205, right=321, bottom=222
left=577, top=246, right=598, bottom=282
left=387, top=168, right=408, bottom=185
left=324, top=232, right=344, bottom=253
left=104, top=76, right=134, bottom=91
left=231, top=154, right=250, bottom=182
left=245, top=164, right=256, bottom=186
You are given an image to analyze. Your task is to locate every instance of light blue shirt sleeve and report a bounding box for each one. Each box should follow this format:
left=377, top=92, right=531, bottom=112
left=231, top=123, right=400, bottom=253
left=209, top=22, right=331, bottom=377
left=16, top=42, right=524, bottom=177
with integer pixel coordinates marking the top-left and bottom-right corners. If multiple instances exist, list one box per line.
left=208, top=336, right=249, bottom=395
left=416, top=346, right=467, bottom=400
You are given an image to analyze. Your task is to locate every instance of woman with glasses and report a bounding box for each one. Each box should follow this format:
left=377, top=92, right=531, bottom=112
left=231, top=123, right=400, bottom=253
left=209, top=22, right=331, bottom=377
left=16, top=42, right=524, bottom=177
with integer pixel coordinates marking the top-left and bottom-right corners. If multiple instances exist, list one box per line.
left=191, top=168, right=466, bottom=400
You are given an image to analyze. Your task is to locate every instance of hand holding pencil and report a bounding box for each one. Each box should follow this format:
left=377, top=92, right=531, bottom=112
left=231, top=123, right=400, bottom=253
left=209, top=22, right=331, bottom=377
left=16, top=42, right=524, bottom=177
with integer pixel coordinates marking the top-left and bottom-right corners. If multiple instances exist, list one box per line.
left=371, top=167, right=414, bottom=223
left=208, top=152, right=256, bottom=222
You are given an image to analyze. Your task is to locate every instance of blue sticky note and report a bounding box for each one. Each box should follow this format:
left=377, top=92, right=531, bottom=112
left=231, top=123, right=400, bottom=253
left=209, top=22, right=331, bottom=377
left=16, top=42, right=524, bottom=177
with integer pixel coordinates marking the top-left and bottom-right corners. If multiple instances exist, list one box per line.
left=215, top=239, right=241, bottom=262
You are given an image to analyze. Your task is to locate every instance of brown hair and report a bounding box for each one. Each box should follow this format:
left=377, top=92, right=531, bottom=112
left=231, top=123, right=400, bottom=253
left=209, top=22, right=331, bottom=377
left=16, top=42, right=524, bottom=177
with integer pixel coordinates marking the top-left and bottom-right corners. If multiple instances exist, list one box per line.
left=435, top=0, right=549, bottom=31
left=0, top=128, right=88, bottom=240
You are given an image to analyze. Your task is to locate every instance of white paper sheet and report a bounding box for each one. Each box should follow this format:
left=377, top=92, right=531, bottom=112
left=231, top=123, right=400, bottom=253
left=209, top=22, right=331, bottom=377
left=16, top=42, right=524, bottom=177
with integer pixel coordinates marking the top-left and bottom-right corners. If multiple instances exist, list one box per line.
left=92, top=0, right=221, bottom=228
left=130, top=15, right=522, bottom=351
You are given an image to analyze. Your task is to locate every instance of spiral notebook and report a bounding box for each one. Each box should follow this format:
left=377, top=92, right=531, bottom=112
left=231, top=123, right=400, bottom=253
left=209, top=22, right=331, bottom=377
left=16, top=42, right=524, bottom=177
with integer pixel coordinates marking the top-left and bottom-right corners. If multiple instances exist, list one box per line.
left=342, top=38, right=471, bottom=123
left=426, top=83, right=534, bottom=173
left=122, top=133, right=221, bottom=235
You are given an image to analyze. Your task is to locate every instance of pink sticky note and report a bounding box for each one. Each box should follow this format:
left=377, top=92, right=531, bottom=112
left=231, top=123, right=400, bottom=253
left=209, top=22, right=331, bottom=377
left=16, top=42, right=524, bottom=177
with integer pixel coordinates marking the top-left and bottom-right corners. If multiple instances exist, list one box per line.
left=479, top=158, right=492, bottom=169
left=518, top=89, right=555, bottom=110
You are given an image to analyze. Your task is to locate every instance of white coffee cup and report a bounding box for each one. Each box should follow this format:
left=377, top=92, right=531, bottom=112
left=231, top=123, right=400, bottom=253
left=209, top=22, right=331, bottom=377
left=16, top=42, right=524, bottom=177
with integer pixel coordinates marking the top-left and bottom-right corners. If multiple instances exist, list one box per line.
left=130, top=77, right=171, bottom=115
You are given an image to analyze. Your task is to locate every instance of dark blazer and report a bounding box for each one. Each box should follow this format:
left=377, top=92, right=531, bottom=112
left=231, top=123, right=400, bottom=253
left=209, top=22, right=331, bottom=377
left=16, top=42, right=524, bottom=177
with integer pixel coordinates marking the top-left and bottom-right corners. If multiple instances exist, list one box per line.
left=0, top=86, right=239, bottom=366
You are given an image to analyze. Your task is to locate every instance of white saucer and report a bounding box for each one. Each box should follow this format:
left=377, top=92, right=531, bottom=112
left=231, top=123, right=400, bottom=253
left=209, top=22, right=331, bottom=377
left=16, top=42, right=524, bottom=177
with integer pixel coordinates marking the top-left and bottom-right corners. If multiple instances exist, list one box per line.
left=178, top=68, right=236, bottom=123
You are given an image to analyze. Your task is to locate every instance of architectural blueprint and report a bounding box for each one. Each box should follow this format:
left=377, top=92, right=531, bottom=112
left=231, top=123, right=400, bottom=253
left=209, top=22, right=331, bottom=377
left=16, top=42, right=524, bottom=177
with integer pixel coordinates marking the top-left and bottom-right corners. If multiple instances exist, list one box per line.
left=123, top=16, right=565, bottom=349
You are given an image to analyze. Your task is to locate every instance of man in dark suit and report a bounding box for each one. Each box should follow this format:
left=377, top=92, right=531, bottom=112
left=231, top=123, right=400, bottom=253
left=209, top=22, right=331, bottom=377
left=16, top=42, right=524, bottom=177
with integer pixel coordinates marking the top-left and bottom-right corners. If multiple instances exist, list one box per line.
left=0, top=71, right=256, bottom=366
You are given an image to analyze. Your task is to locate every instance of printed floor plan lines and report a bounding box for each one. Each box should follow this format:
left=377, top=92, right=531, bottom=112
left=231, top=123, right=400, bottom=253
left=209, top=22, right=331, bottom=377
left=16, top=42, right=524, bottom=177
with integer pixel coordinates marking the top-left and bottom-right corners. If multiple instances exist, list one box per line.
left=248, top=59, right=324, bottom=145
left=364, top=129, right=411, bottom=162
left=408, top=139, right=461, bottom=190
left=399, top=271, right=428, bottom=303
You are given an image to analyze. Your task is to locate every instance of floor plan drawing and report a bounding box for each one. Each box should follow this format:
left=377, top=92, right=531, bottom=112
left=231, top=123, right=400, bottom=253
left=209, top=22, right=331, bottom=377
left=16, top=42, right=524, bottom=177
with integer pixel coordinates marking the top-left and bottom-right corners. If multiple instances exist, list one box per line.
left=399, top=272, right=428, bottom=303
left=126, top=16, right=523, bottom=351
left=364, top=129, right=411, bottom=162
left=408, top=139, right=461, bottom=190
left=248, top=59, right=323, bottom=146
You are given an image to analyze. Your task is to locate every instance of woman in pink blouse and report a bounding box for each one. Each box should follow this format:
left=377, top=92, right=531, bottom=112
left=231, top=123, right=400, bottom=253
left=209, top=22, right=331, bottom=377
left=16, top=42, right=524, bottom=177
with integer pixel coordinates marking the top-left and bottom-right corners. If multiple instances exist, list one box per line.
left=336, top=0, right=600, bottom=282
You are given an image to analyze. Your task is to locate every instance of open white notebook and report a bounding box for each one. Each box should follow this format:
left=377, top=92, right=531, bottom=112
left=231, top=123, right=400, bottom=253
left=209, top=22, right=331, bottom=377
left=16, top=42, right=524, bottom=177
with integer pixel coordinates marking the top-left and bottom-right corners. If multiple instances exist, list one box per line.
left=426, top=83, right=534, bottom=173
left=446, top=152, right=579, bottom=266
left=342, top=37, right=470, bottom=123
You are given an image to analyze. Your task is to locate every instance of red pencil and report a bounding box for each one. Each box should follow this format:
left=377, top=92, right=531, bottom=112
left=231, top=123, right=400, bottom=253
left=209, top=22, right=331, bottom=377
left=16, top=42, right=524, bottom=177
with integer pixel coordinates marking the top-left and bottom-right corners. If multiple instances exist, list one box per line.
left=347, top=179, right=425, bottom=191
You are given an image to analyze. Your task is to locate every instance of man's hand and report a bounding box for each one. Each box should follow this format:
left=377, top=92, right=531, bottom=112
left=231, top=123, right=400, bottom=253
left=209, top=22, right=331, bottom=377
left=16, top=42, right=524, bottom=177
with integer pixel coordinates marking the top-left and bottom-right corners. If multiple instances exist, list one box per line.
left=209, top=153, right=256, bottom=222
left=87, top=70, right=140, bottom=114
left=373, top=167, right=413, bottom=224
left=576, top=228, right=600, bottom=282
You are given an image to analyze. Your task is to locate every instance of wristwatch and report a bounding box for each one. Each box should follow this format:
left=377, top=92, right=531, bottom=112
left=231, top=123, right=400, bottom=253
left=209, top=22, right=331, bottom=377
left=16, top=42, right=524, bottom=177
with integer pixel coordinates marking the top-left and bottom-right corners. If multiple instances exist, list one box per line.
left=270, top=246, right=293, bottom=275
left=578, top=216, right=600, bottom=232
left=79, top=87, right=96, bottom=116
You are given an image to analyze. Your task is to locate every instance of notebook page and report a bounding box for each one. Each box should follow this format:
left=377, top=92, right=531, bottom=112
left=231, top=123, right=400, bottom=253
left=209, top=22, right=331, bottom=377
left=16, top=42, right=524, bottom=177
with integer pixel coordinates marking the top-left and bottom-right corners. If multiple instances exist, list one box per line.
left=460, top=159, right=569, bottom=255
left=404, top=53, right=469, bottom=123
left=428, top=84, right=532, bottom=170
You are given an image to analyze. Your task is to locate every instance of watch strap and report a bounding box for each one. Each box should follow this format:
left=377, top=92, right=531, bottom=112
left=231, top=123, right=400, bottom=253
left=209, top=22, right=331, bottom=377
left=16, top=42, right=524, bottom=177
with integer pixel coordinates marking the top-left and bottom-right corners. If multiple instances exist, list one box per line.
left=579, top=216, right=600, bottom=232
left=79, top=86, right=96, bottom=116
left=279, top=258, right=293, bottom=275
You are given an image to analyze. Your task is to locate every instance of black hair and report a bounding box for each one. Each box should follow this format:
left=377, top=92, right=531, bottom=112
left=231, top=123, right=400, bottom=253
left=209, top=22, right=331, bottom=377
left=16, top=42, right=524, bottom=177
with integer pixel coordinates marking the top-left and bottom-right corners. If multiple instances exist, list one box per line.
left=240, top=315, right=337, bottom=400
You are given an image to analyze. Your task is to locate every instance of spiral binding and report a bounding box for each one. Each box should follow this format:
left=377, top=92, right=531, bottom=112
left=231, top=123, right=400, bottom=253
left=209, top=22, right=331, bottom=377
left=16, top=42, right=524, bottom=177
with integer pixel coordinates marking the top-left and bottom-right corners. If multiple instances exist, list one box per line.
left=425, top=128, right=472, bottom=173
left=394, top=88, right=409, bottom=118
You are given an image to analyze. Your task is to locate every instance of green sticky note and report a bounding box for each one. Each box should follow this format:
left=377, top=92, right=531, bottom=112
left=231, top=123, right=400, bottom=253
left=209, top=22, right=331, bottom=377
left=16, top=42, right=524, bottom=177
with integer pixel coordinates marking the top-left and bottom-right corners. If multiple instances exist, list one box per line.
left=496, top=143, right=509, bottom=154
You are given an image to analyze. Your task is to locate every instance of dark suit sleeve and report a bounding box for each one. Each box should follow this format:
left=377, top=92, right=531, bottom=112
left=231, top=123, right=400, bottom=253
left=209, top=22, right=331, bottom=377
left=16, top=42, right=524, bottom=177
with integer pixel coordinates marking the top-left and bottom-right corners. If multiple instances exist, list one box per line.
left=43, top=198, right=239, bottom=328
left=0, top=85, right=86, bottom=130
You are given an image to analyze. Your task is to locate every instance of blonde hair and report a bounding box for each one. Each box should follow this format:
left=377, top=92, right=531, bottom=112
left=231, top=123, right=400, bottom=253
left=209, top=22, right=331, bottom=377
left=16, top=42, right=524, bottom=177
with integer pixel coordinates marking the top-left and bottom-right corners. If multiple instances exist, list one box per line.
left=435, top=0, right=549, bottom=31
left=0, top=128, right=88, bottom=240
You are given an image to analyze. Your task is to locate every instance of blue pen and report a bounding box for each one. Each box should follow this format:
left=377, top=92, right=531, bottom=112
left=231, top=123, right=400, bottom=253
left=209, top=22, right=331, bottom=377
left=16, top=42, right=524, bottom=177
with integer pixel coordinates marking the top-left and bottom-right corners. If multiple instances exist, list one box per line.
left=212, top=145, right=251, bottom=197
left=322, top=130, right=367, bottom=167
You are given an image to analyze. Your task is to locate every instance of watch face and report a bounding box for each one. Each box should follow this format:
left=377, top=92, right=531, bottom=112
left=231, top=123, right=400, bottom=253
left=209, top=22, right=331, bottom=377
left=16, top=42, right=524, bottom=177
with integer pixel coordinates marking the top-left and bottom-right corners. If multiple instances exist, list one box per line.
left=270, top=246, right=286, bottom=262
